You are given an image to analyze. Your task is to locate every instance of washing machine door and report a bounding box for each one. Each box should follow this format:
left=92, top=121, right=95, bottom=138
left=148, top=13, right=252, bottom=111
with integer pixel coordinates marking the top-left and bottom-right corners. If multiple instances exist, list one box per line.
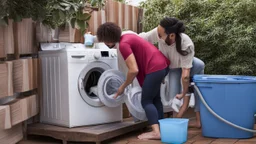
left=78, top=61, right=112, bottom=107
left=97, top=69, right=127, bottom=107
left=125, top=86, right=147, bottom=121
left=160, top=74, right=173, bottom=112
left=160, top=74, right=172, bottom=106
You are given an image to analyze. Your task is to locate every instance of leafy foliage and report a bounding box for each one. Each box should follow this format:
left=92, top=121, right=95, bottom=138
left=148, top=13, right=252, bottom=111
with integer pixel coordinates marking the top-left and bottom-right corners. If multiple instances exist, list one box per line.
left=114, top=0, right=126, bottom=3
left=0, top=0, right=95, bottom=33
left=0, top=0, right=47, bottom=24
left=42, top=0, right=91, bottom=34
left=89, top=0, right=105, bottom=9
left=140, top=0, right=256, bottom=75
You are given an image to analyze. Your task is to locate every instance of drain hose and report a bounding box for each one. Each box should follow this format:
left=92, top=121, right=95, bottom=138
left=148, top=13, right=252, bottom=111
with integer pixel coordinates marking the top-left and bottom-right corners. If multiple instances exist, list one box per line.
left=193, top=83, right=256, bottom=133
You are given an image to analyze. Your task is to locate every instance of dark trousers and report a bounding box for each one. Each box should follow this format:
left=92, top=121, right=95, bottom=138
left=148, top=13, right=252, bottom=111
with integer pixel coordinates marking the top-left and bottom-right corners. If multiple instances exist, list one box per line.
left=141, top=67, right=169, bottom=125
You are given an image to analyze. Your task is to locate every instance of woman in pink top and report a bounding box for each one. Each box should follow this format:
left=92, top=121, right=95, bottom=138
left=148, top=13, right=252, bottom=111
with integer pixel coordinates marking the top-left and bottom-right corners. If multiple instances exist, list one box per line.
left=97, top=22, right=170, bottom=140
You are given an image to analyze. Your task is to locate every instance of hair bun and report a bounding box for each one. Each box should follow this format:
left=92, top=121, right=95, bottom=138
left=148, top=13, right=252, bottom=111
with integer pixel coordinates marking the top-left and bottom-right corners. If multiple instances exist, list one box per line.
left=176, top=21, right=185, bottom=33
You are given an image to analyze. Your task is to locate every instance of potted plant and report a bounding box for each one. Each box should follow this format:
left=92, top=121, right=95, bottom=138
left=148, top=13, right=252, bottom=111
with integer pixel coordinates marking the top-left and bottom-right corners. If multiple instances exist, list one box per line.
left=34, top=0, right=91, bottom=42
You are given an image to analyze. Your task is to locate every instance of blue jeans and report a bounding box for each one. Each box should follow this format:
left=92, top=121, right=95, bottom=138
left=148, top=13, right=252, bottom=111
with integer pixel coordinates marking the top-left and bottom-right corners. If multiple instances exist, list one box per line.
left=168, top=57, right=205, bottom=112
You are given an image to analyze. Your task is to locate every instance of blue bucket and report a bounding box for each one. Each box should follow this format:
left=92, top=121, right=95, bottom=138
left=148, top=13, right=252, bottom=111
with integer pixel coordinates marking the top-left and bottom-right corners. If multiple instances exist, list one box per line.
left=159, top=118, right=189, bottom=144
left=193, top=75, right=256, bottom=138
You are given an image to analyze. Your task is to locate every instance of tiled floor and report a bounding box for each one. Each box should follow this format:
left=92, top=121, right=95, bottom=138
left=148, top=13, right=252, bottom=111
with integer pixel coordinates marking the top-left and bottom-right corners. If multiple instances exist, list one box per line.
left=103, top=126, right=256, bottom=144
left=20, top=125, right=256, bottom=144
left=19, top=109, right=256, bottom=144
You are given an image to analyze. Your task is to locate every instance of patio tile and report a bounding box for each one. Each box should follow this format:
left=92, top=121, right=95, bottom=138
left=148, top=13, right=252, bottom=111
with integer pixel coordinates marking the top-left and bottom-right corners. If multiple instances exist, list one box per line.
left=211, top=139, right=238, bottom=144
left=189, top=134, right=215, bottom=144
left=234, top=142, right=256, bottom=144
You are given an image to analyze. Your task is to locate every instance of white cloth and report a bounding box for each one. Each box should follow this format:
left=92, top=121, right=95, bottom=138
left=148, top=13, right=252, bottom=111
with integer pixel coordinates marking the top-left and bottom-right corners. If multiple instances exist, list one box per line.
left=89, top=86, right=98, bottom=96
left=171, top=93, right=195, bottom=113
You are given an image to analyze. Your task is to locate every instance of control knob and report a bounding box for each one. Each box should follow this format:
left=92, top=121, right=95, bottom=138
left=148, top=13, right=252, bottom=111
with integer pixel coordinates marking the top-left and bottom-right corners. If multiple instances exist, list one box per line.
left=94, top=53, right=100, bottom=59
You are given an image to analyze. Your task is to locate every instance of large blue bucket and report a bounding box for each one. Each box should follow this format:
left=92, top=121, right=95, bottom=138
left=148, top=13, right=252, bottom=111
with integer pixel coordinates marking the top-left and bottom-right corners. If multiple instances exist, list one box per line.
left=193, top=75, right=256, bottom=138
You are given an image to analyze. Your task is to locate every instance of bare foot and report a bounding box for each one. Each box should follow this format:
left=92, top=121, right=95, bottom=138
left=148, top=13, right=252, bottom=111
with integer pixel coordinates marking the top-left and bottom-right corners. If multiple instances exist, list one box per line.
left=137, top=131, right=161, bottom=140
left=189, top=121, right=201, bottom=128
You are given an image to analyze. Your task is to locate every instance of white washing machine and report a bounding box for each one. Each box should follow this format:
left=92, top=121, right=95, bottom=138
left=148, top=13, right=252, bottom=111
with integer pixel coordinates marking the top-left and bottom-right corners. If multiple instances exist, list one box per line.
left=39, top=43, right=128, bottom=128
left=160, top=74, right=195, bottom=113
left=161, top=74, right=173, bottom=113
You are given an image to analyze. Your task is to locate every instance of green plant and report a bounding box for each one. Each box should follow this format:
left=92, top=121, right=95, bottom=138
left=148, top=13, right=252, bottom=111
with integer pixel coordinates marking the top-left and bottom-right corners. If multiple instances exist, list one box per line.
left=140, top=0, right=256, bottom=75
left=42, top=0, right=91, bottom=34
left=114, top=0, right=126, bottom=3
left=89, top=0, right=105, bottom=10
left=0, top=0, right=9, bottom=25
left=70, top=6, right=91, bottom=34
left=0, top=0, right=92, bottom=34
left=0, top=0, right=47, bottom=25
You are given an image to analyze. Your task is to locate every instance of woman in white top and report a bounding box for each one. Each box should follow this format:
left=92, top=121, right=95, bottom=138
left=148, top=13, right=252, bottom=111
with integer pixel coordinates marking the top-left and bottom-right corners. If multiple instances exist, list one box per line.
left=139, top=17, right=205, bottom=128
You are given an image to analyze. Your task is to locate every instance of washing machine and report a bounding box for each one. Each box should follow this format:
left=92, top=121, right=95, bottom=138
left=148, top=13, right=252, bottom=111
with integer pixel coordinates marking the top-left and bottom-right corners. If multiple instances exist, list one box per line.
left=161, top=74, right=173, bottom=113
left=160, top=74, right=195, bottom=113
left=39, top=43, right=128, bottom=128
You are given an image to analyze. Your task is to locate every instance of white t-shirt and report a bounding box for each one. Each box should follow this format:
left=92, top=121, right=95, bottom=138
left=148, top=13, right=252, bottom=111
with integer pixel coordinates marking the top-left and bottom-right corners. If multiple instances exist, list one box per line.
left=139, top=28, right=195, bottom=69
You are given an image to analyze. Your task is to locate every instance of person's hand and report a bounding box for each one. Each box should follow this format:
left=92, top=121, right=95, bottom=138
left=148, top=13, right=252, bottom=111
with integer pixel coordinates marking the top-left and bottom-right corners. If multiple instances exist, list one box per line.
left=176, top=93, right=185, bottom=100
left=113, top=85, right=125, bottom=99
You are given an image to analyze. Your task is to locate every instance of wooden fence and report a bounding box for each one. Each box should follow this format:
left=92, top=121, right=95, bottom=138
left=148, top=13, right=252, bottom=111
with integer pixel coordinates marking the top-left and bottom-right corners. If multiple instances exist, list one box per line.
left=87, top=0, right=143, bottom=35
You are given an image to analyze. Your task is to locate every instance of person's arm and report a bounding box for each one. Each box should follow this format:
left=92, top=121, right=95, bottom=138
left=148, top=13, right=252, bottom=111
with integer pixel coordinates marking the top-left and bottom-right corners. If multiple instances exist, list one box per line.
left=122, top=54, right=139, bottom=88
left=114, top=42, right=138, bottom=98
left=138, top=28, right=159, bottom=44
left=176, top=35, right=195, bottom=99
left=182, top=68, right=190, bottom=95
left=176, top=68, right=191, bottom=99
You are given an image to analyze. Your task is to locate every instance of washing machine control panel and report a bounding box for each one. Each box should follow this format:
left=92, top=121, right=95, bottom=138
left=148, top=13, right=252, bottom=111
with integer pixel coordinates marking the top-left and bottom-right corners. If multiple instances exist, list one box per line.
left=92, top=50, right=117, bottom=60
left=101, top=51, right=109, bottom=57
left=93, top=52, right=101, bottom=59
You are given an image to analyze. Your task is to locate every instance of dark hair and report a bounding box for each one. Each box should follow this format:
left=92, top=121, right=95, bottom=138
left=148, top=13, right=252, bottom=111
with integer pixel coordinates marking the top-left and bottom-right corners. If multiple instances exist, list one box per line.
left=96, top=22, right=122, bottom=43
left=160, top=17, right=188, bottom=56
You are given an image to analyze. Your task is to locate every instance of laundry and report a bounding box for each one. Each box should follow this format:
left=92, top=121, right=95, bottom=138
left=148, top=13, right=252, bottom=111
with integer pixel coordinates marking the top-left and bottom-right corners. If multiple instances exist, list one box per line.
left=89, top=79, right=120, bottom=98
left=171, top=93, right=195, bottom=113
left=160, top=74, right=196, bottom=112
left=89, top=86, right=98, bottom=96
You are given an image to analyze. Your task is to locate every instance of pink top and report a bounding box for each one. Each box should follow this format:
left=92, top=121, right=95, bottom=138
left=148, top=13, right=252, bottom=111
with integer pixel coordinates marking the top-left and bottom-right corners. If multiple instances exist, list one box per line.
left=119, top=34, right=170, bottom=86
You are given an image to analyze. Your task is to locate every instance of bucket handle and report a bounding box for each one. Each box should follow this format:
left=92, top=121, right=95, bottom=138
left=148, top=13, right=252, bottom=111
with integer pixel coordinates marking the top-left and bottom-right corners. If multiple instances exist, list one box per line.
left=193, top=83, right=256, bottom=133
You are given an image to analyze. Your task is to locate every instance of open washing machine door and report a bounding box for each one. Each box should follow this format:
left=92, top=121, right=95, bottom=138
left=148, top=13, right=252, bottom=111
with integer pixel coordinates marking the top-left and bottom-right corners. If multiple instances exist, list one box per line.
left=125, top=86, right=147, bottom=121
left=78, top=62, right=127, bottom=107
left=160, top=74, right=172, bottom=106
left=98, top=69, right=147, bottom=120
left=78, top=61, right=147, bottom=119
left=97, top=69, right=127, bottom=107
left=160, top=74, right=173, bottom=112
